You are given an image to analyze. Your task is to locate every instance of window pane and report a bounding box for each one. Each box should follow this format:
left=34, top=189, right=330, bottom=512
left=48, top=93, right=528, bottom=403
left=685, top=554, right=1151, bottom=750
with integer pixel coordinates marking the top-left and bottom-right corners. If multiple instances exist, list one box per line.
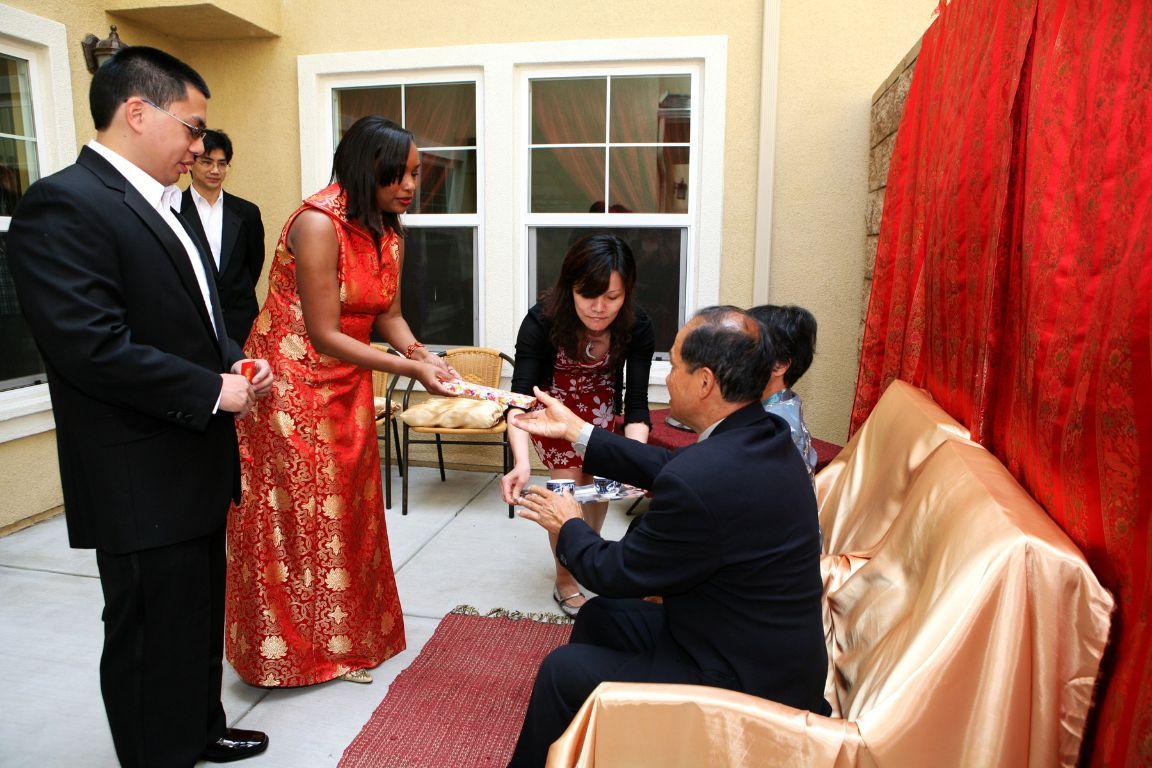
left=0, top=137, right=40, bottom=216
left=0, top=232, right=46, bottom=390
left=0, top=54, right=35, bottom=138
left=412, top=149, right=476, bottom=214
left=405, top=82, right=476, bottom=148
left=533, top=227, right=684, bottom=354
left=335, top=86, right=402, bottom=137
left=531, top=78, right=606, bottom=144
left=399, top=227, right=475, bottom=345
left=531, top=147, right=604, bottom=213
left=609, top=75, right=690, bottom=144
left=609, top=146, right=689, bottom=214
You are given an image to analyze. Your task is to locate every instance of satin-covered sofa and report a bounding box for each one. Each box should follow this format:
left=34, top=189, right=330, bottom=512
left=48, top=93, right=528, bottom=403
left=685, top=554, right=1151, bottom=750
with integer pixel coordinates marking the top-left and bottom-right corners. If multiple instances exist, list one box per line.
left=547, top=380, right=1114, bottom=768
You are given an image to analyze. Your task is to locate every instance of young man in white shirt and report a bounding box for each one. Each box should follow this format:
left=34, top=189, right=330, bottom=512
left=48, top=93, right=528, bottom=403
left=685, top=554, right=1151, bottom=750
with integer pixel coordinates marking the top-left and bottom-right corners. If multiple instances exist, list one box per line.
left=182, top=129, right=266, bottom=348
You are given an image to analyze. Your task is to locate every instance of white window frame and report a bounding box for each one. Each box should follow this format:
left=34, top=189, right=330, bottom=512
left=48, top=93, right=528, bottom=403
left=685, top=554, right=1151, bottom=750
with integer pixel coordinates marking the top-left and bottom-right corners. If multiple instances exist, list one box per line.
left=0, top=4, right=77, bottom=442
left=298, top=36, right=727, bottom=400
left=521, top=63, right=701, bottom=364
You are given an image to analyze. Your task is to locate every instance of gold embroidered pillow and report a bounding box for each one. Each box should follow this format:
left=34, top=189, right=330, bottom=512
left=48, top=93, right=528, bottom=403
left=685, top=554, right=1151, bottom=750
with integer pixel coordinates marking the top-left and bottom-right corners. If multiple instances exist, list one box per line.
left=400, top=397, right=504, bottom=429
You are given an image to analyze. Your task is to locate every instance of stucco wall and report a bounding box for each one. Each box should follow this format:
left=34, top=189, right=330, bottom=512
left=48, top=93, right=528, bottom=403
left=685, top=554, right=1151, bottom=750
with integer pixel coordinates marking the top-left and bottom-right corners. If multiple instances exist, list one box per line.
left=771, top=0, right=936, bottom=441
left=0, top=430, right=61, bottom=530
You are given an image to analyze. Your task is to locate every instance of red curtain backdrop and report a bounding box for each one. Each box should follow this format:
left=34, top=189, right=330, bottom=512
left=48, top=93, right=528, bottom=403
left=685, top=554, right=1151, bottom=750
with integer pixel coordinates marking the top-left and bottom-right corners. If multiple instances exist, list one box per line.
left=851, top=1, right=1152, bottom=765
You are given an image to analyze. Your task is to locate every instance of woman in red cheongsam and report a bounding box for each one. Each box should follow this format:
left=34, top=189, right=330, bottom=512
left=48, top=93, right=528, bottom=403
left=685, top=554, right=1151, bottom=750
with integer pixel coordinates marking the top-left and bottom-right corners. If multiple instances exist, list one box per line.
left=226, top=117, right=454, bottom=686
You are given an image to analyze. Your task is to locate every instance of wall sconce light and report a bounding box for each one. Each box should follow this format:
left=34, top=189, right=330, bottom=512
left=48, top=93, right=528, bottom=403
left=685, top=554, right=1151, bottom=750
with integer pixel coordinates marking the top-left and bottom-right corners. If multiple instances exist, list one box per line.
left=81, top=25, right=127, bottom=74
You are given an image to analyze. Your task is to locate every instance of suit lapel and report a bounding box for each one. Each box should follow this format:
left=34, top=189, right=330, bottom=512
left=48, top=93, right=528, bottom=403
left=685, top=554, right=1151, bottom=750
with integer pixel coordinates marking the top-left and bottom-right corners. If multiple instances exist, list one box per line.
left=179, top=189, right=218, bottom=277
left=122, top=187, right=219, bottom=347
left=79, top=148, right=224, bottom=360
left=219, top=197, right=242, bottom=273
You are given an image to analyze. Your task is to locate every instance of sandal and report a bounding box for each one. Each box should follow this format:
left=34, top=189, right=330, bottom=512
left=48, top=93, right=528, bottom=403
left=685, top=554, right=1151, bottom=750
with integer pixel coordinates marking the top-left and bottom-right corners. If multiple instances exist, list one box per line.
left=553, top=586, right=587, bottom=618
left=339, top=669, right=373, bottom=684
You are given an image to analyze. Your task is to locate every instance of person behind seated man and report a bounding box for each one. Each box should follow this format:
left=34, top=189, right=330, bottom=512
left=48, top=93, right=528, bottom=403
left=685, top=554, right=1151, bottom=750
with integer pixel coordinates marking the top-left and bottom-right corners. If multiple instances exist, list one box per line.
left=506, top=306, right=830, bottom=768
left=748, top=304, right=818, bottom=477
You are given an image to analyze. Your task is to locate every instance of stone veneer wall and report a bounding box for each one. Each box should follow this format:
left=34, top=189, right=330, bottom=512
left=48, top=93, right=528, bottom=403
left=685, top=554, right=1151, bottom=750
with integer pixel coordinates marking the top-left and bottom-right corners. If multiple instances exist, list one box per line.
left=863, top=39, right=923, bottom=315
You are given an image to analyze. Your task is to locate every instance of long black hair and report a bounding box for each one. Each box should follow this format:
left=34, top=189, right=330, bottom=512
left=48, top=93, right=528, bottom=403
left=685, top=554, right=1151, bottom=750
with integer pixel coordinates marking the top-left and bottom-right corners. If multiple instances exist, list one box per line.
left=331, top=116, right=413, bottom=241
left=541, top=234, right=638, bottom=366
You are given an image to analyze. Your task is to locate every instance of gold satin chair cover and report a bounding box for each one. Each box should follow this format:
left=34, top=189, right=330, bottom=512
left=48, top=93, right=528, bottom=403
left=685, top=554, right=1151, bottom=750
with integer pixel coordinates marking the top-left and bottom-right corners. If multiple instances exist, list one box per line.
left=548, top=434, right=1113, bottom=767
left=816, top=379, right=971, bottom=555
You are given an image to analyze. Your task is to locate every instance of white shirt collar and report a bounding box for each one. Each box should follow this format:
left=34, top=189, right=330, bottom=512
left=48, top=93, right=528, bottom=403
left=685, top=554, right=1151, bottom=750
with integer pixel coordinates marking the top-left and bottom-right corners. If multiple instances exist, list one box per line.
left=696, top=419, right=724, bottom=442
left=189, top=183, right=224, bottom=209
left=88, top=140, right=183, bottom=213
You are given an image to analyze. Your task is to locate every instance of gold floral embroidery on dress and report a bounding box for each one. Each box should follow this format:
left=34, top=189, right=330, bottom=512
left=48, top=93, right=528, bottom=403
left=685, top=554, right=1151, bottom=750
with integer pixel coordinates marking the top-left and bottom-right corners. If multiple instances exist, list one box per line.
left=265, top=560, right=288, bottom=584
left=326, top=534, right=344, bottom=556
left=379, top=611, right=395, bottom=634
left=327, top=635, right=352, bottom=655
left=271, top=410, right=296, bottom=437
left=258, top=673, right=279, bottom=687
left=325, top=567, right=350, bottom=591
left=322, top=495, right=343, bottom=519
left=317, top=418, right=337, bottom=443
left=272, top=377, right=291, bottom=398
left=354, top=405, right=373, bottom=426
left=260, top=635, right=288, bottom=660
left=279, top=333, right=306, bottom=360
left=254, top=311, right=272, bottom=336
left=272, top=526, right=283, bottom=547
left=268, top=486, right=290, bottom=511
left=339, top=282, right=348, bottom=303
left=329, top=606, right=348, bottom=624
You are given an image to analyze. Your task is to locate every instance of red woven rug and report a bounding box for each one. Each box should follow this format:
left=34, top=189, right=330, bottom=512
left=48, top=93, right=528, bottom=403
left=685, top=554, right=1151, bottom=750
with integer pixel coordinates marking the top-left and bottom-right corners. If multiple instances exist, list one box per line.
left=339, top=608, right=572, bottom=768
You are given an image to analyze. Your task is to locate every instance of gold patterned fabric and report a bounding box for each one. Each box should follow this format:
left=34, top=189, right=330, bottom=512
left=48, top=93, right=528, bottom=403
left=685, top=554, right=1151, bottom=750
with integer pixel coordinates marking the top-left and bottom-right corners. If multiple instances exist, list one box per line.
left=225, top=184, right=405, bottom=686
left=549, top=394, right=1113, bottom=767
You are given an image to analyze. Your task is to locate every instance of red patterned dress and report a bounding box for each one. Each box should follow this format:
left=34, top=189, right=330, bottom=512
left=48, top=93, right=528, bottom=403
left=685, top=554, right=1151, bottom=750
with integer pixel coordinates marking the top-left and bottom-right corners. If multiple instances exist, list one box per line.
left=225, top=184, right=405, bottom=686
left=531, top=347, right=617, bottom=469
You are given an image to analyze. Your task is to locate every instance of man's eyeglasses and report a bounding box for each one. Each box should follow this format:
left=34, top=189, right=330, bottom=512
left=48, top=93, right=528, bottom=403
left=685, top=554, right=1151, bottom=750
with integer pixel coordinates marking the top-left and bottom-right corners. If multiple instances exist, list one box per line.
left=141, top=98, right=208, bottom=141
left=195, top=157, right=231, bottom=171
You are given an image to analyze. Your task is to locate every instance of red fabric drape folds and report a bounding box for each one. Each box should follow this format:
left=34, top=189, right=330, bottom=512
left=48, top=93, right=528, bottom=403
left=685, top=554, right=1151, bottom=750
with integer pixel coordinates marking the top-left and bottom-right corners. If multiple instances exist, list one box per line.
left=851, top=1, right=1152, bottom=764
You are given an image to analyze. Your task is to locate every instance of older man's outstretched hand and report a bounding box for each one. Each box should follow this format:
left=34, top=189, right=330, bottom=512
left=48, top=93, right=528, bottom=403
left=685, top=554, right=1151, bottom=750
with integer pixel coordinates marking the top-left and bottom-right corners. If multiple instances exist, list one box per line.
left=508, top=386, right=588, bottom=443
left=515, top=484, right=584, bottom=535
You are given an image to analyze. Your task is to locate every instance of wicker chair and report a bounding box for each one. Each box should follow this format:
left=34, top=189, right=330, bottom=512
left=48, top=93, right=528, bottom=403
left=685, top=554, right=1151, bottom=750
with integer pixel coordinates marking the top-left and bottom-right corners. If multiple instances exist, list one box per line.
left=399, top=347, right=516, bottom=517
left=370, top=343, right=404, bottom=509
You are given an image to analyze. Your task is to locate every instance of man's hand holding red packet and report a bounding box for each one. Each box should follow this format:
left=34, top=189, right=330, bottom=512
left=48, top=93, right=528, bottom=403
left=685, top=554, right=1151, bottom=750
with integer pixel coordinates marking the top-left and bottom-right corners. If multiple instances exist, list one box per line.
left=232, top=358, right=274, bottom=396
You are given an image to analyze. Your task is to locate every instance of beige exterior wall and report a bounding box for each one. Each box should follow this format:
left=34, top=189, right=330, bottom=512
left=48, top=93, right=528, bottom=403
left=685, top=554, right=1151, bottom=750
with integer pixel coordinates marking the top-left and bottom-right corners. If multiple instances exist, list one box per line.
left=0, top=0, right=936, bottom=527
left=771, top=0, right=936, bottom=441
left=0, top=430, right=61, bottom=530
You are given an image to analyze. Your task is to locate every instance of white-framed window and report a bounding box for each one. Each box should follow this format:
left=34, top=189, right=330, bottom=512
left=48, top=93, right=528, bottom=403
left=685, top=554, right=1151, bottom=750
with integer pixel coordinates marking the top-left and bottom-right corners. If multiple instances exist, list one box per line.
left=297, top=36, right=727, bottom=395
left=0, top=3, right=76, bottom=439
left=332, top=77, right=481, bottom=346
left=523, top=67, right=698, bottom=357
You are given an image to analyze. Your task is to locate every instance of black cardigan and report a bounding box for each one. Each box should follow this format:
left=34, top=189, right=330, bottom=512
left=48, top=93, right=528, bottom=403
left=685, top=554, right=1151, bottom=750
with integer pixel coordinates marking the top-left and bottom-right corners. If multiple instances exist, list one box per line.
left=510, top=303, right=655, bottom=426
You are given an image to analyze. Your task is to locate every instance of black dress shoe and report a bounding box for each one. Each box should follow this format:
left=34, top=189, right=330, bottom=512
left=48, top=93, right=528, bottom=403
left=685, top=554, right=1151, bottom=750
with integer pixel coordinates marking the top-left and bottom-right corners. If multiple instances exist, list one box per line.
left=202, top=728, right=269, bottom=763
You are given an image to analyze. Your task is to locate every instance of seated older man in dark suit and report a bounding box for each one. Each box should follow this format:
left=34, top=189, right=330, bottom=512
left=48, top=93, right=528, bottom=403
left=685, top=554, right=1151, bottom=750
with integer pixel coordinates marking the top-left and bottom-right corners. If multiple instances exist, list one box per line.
left=506, top=305, right=830, bottom=768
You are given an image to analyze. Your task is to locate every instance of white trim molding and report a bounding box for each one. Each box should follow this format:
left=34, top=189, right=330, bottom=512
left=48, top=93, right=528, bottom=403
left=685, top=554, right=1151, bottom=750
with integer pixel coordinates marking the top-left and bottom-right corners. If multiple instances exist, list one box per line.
left=752, top=0, right=782, bottom=305
left=298, top=36, right=727, bottom=400
left=0, top=4, right=77, bottom=440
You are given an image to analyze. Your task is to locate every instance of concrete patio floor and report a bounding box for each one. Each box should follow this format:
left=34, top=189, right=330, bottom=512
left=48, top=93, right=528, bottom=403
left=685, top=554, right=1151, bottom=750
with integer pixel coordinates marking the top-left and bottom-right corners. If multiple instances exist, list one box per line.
left=0, top=464, right=637, bottom=767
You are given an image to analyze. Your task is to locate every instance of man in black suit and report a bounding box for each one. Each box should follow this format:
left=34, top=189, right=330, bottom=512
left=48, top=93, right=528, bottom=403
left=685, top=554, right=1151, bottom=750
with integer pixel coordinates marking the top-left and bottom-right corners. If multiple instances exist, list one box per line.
left=507, top=306, right=830, bottom=767
left=181, top=129, right=265, bottom=347
left=8, top=47, right=272, bottom=766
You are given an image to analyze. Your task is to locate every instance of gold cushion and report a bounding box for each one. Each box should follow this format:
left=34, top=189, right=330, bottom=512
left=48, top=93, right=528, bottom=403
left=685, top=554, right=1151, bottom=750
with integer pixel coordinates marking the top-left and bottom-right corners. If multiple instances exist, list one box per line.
left=400, top=397, right=504, bottom=429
